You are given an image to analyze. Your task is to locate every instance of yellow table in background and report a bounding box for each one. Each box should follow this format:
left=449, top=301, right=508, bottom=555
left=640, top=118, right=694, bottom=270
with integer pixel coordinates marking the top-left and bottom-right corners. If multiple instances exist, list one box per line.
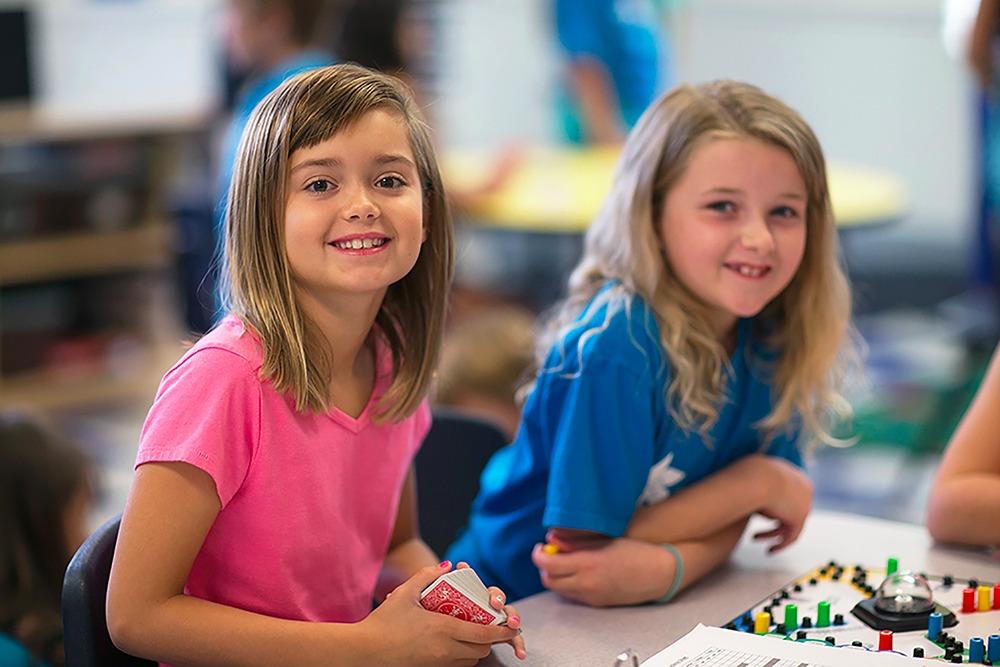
left=443, top=147, right=908, bottom=232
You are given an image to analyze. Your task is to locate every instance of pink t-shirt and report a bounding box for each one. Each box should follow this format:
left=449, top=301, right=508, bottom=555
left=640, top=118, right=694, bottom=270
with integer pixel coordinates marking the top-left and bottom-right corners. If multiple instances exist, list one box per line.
left=136, top=315, right=431, bottom=625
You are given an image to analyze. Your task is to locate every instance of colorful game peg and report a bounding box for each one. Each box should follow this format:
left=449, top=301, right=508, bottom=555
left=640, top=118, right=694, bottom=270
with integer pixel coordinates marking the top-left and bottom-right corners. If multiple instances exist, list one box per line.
left=978, top=585, right=991, bottom=612
left=994, top=584, right=1000, bottom=610
left=784, top=603, right=798, bottom=631
left=817, top=601, right=830, bottom=628
left=754, top=612, right=771, bottom=635
left=962, top=587, right=976, bottom=613
left=927, top=612, right=942, bottom=641
left=988, top=634, right=1000, bottom=662
left=542, top=543, right=559, bottom=555
left=886, top=557, right=898, bottom=576
left=878, top=630, right=893, bottom=651
left=970, top=637, right=985, bottom=663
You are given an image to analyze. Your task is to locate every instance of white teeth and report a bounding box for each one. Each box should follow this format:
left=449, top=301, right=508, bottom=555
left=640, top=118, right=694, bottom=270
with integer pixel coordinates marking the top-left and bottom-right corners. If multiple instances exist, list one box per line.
left=734, top=265, right=765, bottom=277
left=334, top=237, right=386, bottom=250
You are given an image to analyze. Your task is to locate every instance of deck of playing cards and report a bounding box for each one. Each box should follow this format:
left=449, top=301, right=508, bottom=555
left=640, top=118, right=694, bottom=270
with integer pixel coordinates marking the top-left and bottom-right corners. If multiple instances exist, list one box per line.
left=419, top=568, right=508, bottom=626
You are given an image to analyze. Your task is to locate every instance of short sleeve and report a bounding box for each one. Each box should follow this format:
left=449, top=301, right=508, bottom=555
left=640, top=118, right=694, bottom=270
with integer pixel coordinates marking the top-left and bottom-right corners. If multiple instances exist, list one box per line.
left=765, top=427, right=804, bottom=468
left=542, top=359, right=658, bottom=537
left=136, top=347, right=261, bottom=508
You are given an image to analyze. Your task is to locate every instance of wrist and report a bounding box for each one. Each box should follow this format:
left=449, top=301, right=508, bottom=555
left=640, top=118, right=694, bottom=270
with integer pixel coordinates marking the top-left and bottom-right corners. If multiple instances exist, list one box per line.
left=649, top=543, right=684, bottom=604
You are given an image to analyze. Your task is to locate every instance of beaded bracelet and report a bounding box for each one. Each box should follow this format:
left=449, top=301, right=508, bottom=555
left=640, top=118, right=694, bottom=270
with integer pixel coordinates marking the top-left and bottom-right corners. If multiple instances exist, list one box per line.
left=652, top=543, right=684, bottom=604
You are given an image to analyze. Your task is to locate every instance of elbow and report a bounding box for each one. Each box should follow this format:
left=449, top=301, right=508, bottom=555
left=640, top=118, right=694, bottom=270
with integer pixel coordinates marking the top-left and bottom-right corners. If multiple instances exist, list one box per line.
left=106, top=594, right=155, bottom=657
left=925, top=483, right=962, bottom=544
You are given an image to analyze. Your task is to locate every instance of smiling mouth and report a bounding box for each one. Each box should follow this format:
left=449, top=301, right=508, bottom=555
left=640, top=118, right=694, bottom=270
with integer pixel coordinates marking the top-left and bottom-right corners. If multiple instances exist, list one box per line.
left=724, top=263, right=771, bottom=279
left=330, top=237, right=389, bottom=251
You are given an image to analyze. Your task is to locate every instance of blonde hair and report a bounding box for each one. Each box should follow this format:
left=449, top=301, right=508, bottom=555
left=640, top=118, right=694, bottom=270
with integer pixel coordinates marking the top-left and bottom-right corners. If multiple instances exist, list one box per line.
left=220, top=64, right=454, bottom=422
left=536, top=80, right=857, bottom=447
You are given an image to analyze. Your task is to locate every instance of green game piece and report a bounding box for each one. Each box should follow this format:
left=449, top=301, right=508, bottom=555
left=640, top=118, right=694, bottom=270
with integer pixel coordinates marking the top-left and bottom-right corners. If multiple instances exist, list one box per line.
left=817, top=600, right=831, bottom=627
left=887, top=557, right=898, bottom=575
left=784, top=603, right=798, bottom=631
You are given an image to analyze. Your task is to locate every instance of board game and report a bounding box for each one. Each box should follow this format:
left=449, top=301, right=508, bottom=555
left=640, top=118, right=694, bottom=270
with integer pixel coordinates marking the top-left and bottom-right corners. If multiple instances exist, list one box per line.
left=724, top=559, right=1000, bottom=663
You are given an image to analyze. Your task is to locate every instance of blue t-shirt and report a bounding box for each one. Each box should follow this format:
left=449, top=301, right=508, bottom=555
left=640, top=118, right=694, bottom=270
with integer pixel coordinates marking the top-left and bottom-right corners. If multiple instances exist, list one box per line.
left=554, top=0, right=667, bottom=142
left=446, top=284, right=801, bottom=600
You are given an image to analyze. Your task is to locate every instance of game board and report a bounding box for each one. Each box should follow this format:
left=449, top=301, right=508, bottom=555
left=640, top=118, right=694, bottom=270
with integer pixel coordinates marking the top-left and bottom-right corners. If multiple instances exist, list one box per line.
left=725, top=560, right=1000, bottom=663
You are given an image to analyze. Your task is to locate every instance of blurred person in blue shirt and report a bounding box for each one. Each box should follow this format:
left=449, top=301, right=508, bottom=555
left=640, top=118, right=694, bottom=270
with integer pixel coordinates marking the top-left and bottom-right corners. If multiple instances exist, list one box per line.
left=554, top=0, right=672, bottom=144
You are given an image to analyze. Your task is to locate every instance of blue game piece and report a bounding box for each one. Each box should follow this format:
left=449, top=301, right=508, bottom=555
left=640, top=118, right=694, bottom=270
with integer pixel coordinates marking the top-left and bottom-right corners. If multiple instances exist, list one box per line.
left=928, top=612, right=943, bottom=641
left=989, top=634, right=1000, bottom=662
left=971, top=638, right=986, bottom=663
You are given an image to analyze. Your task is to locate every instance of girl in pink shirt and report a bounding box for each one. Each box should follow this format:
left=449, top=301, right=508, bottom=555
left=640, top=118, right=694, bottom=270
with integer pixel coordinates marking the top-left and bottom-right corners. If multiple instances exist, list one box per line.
left=107, top=64, right=525, bottom=667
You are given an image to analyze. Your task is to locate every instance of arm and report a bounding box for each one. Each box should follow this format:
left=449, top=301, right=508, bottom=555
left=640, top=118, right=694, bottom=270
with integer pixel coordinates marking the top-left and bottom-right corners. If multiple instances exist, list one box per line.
left=532, top=520, right=748, bottom=607
left=626, top=454, right=812, bottom=553
left=376, top=466, right=439, bottom=599
left=969, top=0, right=1000, bottom=88
left=107, top=462, right=368, bottom=667
left=566, top=58, right=626, bottom=145
left=927, top=346, right=1000, bottom=546
left=108, top=462, right=522, bottom=666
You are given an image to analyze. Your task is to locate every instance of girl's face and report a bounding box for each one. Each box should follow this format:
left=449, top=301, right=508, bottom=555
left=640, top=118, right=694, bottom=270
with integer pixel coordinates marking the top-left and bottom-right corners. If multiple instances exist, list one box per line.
left=657, top=138, right=808, bottom=339
left=284, top=109, right=425, bottom=304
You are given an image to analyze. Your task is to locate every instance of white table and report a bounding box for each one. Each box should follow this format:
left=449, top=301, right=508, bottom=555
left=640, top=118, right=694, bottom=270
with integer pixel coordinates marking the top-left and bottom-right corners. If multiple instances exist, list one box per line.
left=482, top=510, right=1000, bottom=666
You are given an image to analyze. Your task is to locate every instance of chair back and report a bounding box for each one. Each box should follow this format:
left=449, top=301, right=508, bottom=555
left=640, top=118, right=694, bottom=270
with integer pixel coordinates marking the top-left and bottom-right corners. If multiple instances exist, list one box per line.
left=62, top=515, right=155, bottom=667
left=415, top=409, right=508, bottom=556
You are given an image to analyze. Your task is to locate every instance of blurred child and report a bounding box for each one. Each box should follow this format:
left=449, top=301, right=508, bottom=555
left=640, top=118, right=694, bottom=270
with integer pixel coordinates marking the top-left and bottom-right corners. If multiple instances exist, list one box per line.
left=435, top=305, right=536, bottom=440
left=0, top=412, right=93, bottom=667
left=107, top=65, right=524, bottom=666
left=448, top=81, right=858, bottom=605
left=926, top=343, right=1000, bottom=549
left=215, top=0, right=335, bottom=252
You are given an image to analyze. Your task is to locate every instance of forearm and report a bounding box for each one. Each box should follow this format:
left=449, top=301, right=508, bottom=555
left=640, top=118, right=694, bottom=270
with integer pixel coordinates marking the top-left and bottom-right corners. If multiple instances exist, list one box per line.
left=110, top=594, right=369, bottom=667
left=671, top=519, right=748, bottom=596
left=376, top=537, right=438, bottom=600
left=927, top=474, right=1000, bottom=545
left=627, top=455, right=773, bottom=544
left=569, top=59, right=625, bottom=144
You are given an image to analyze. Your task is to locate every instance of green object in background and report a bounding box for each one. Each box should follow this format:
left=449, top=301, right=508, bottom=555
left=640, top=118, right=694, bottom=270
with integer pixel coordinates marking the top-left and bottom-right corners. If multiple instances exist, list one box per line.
left=887, top=557, right=898, bottom=575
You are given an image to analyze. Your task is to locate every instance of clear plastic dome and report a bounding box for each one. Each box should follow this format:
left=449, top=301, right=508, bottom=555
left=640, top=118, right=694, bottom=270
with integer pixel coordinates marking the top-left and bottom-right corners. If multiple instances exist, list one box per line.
left=874, top=571, right=935, bottom=614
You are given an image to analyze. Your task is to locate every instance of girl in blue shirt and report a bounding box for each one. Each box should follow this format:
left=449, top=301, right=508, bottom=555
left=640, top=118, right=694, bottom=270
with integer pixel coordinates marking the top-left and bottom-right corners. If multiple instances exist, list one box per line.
left=448, top=80, right=859, bottom=605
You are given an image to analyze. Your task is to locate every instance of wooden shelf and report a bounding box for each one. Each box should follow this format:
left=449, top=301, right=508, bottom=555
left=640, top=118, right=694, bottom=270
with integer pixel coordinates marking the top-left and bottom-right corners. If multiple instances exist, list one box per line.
left=0, top=223, right=173, bottom=285
left=0, top=342, right=184, bottom=411
left=0, top=103, right=210, bottom=143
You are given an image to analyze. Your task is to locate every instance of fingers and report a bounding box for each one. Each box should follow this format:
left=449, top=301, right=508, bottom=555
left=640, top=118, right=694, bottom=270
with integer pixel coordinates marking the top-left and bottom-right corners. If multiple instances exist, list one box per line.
left=507, top=630, right=528, bottom=660
left=753, top=527, right=783, bottom=540
left=531, top=543, right=583, bottom=578
left=446, top=617, right=519, bottom=645
left=397, top=560, right=452, bottom=598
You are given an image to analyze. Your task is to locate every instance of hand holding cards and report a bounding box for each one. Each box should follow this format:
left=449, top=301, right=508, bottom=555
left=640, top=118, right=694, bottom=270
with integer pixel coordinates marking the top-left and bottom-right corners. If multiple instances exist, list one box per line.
left=419, top=568, right=509, bottom=626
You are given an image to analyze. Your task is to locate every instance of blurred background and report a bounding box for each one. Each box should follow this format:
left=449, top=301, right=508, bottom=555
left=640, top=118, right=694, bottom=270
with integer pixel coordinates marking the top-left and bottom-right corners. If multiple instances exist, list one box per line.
left=0, top=0, right=994, bottom=536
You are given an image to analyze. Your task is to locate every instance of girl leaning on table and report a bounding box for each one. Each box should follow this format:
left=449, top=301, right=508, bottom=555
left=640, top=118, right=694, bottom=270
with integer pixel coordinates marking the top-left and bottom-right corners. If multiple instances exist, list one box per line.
left=447, top=80, right=860, bottom=606
left=106, top=64, right=524, bottom=666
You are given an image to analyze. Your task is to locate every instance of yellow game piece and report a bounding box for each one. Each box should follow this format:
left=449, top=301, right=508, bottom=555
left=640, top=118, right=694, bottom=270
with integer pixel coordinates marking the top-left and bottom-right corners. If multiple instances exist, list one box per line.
left=542, top=543, right=560, bottom=555
left=754, top=612, right=771, bottom=634
left=979, top=585, right=991, bottom=612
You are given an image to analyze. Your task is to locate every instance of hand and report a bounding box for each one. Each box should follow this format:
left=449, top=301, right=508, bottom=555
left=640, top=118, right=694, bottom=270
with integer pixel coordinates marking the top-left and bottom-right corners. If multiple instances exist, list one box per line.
left=456, top=561, right=526, bottom=660
left=754, top=458, right=813, bottom=553
left=362, top=562, right=523, bottom=666
left=531, top=537, right=675, bottom=607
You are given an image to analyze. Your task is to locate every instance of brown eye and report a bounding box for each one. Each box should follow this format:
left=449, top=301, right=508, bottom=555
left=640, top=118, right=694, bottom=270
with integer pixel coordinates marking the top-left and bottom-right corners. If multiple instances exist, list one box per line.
left=375, top=175, right=405, bottom=189
left=306, top=179, right=333, bottom=193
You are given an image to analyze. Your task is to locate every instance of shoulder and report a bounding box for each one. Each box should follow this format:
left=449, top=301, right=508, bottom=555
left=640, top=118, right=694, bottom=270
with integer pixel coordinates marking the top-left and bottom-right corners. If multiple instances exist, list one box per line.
left=547, top=285, right=664, bottom=377
left=158, top=316, right=264, bottom=396
left=0, top=633, right=40, bottom=666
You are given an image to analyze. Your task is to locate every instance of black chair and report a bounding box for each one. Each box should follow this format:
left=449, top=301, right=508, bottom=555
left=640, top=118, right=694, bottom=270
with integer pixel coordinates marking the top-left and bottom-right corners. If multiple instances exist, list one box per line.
left=415, top=409, right=509, bottom=556
left=62, top=515, right=155, bottom=667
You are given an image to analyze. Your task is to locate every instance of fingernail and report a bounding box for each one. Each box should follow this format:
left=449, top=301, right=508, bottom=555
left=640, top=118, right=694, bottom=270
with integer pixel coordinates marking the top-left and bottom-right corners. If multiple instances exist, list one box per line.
left=510, top=615, right=520, bottom=624
left=438, top=560, right=451, bottom=569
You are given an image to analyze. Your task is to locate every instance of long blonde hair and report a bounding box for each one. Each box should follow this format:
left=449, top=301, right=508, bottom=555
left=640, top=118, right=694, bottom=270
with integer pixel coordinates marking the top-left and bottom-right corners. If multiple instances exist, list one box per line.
left=536, top=81, right=857, bottom=447
left=220, top=64, right=454, bottom=422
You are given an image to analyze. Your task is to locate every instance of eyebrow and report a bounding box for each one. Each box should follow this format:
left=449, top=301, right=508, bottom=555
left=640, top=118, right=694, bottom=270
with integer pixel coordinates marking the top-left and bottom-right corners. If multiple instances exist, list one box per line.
left=289, top=153, right=415, bottom=174
left=701, top=187, right=806, bottom=201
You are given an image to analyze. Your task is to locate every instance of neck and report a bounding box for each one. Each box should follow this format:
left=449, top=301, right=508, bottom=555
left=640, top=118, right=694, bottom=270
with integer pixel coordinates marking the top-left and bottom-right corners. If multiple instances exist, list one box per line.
left=295, top=287, right=386, bottom=377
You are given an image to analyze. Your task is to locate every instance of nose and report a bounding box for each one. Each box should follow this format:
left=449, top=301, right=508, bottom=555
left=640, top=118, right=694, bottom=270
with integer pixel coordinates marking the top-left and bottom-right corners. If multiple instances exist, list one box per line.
left=342, top=185, right=380, bottom=223
left=740, top=214, right=775, bottom=254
